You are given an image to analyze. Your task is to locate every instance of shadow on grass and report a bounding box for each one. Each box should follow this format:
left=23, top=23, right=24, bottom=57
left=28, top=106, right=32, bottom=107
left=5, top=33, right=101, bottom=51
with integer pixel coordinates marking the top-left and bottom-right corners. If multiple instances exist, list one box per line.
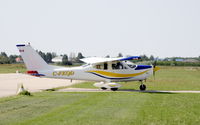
left=58, top=88, right=176, bottom=94
left=118, top=89, right=176, bottom=94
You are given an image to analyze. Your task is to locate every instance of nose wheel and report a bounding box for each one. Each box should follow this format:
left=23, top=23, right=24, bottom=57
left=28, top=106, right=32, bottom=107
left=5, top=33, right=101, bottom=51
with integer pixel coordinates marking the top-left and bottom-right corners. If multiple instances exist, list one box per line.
left=139, top=80, right=146, bottom=91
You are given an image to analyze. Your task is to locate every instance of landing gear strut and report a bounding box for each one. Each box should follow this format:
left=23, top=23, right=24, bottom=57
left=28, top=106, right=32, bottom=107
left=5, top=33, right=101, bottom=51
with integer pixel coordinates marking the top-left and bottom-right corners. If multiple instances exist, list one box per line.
left=139, top=80, right=146, bottom=91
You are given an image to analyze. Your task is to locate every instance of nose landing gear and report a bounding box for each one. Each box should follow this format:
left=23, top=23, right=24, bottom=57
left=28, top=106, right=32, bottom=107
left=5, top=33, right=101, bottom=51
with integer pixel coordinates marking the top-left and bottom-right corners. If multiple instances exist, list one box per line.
left=139, top=80, right=146, bottom=91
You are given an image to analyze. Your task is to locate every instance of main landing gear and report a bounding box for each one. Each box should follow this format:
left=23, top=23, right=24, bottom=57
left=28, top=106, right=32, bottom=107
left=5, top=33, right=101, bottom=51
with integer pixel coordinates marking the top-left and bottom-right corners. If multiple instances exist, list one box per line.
left=101, top=87, right=118, bottom=91
left=139, top=80, right=146, bottom=91
left=110, top=88, right=118, bottom=91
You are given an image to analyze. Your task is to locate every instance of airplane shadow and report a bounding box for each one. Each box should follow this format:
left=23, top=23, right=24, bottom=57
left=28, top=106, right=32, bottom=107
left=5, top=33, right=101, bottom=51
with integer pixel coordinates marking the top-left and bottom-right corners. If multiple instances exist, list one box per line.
left=118, top=89, right=176, bottom=94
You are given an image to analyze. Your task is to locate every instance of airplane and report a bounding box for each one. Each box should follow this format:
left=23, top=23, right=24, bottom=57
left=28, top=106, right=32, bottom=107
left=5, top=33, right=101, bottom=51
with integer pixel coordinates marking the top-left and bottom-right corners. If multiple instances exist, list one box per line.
left=16, top=44, right=160, bottom=91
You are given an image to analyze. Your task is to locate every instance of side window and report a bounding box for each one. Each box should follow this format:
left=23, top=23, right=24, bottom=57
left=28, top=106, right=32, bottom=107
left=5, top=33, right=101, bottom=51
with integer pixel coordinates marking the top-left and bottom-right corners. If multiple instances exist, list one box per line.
left=96, top=65, right=101, bottom=69
left=95, top=63, right=108, bottom=70
left=104, top=63, right=108, bottom=70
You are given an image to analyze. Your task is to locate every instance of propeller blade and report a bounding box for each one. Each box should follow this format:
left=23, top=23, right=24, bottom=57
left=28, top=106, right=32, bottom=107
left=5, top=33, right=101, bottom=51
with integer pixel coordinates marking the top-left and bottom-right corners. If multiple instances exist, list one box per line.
left=152, top=59, right=160, bottom=80
left=153, top=60, right=157, bottom=68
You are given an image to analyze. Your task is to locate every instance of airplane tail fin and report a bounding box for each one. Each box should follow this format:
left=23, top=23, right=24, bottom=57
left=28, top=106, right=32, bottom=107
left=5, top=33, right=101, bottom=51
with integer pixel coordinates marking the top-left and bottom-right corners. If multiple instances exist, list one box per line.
left=16, top=44, right=51, bottom=71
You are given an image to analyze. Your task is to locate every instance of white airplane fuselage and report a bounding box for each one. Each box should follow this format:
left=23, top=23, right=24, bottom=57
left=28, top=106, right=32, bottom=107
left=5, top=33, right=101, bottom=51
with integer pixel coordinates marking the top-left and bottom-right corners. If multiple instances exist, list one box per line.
left=36, top=64, right=153, bottom=82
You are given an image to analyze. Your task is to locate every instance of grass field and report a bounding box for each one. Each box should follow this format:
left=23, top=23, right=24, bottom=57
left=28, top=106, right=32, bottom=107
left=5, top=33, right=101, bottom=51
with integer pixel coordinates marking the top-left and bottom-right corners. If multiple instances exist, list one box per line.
left=0, top=64, right=77, bottom=74
left=0, top=66, right=200, bottom=125
left=0, top=64, right=26, bottom=73
left=0, top=92, right=200, bottom=125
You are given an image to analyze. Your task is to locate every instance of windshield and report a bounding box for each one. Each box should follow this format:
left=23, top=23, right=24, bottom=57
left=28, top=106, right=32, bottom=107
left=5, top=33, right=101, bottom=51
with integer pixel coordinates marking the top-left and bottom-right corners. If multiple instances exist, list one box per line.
left=123, top=61, right=136, bottom=69
left=127, top=64, right=136, bottom=68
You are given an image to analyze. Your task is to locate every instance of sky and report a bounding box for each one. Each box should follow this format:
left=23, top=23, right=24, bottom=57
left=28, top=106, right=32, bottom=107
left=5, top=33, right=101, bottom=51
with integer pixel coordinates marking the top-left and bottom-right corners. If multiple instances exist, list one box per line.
left=0, top=0, right=200, bottom=58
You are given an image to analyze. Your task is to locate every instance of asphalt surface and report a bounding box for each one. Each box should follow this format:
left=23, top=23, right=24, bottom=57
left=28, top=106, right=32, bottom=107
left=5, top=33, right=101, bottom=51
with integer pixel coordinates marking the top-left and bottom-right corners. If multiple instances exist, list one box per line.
left=59, top=88, right=200, bottom=93
left=0, top=73, right=82, bottom=97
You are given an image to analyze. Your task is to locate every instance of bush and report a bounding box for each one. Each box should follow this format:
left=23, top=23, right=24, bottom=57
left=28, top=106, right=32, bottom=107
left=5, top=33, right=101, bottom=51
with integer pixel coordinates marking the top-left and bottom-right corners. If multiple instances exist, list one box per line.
left=19, top=90, right=31, bottom=96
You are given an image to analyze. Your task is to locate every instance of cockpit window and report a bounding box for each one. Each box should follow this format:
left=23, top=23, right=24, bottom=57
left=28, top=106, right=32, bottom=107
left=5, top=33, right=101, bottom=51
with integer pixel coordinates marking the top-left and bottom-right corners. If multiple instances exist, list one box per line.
left=112, top=62, right=124, bottom=69
left=96, top=65, right=101, bottom=69
left=104, top=63, right=108, bottom=70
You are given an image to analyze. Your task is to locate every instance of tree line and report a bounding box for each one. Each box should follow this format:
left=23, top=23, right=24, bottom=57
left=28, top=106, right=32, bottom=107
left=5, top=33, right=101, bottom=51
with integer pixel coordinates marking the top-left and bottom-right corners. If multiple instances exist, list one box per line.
left=59, top=52, right=84, bottom=65
left=0, top=51, right=85, bottom=65
left=0, top=51, right=200, bottom=66
left=0, top=52, right=19, bottom=64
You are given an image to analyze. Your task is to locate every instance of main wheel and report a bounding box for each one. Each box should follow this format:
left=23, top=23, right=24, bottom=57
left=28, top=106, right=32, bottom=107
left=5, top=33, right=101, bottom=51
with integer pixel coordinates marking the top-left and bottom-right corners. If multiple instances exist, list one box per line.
left=101, top=87, right=107, bottom=90
left=111, top=88, right=118, bottom=91
left=140, top=84, right=146, bottom=91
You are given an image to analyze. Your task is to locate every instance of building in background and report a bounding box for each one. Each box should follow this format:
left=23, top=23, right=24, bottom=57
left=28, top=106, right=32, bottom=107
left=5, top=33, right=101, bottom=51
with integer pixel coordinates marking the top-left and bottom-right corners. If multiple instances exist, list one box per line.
left=15, top=57, right=23, bottom=63
left=52, top=56, right=63, bottom=63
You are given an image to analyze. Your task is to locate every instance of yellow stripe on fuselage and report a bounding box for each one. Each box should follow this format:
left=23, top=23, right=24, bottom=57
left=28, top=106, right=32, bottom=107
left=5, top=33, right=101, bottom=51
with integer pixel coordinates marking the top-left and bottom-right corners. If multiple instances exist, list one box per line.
left=87, top=70, right=148, bottom=78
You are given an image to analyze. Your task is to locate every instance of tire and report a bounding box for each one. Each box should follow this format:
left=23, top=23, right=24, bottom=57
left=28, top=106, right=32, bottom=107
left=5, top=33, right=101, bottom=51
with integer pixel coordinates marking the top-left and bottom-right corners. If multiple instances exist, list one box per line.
left=101, top=87, right=107, bottom=90
left=111, top=88, right=118, bottom=91
left=140, top=84, right=146, bottom=91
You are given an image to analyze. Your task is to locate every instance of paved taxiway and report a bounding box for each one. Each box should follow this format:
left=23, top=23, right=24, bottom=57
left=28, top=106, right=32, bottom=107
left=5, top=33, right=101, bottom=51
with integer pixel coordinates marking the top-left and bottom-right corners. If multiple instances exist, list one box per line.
left=59, top=88, right=200, bottom=93
left=0, top=73, right=82, bottom=97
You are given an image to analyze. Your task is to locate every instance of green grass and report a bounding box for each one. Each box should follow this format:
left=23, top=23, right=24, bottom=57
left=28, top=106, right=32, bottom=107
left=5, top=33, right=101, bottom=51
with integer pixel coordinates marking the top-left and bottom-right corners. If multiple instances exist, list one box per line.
left=0, top=64, right=78, bottom=74
left=0, top=92, right=200, bottom=125
left=70, top=82, right=96, bottom=89
left=0, top=64, right=26, bottom=73
left=148, top=66, right=200, bottom=90
left=0, top=66, right=200, bottom=125
left=71, top=66, right=200, bottom=91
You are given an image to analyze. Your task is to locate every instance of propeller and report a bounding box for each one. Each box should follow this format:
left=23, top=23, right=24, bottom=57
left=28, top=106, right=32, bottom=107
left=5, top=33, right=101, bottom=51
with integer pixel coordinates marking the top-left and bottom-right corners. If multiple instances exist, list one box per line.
left=152, top=59, right=160, bottom=80
left=153, top=60, right=156, bottom=79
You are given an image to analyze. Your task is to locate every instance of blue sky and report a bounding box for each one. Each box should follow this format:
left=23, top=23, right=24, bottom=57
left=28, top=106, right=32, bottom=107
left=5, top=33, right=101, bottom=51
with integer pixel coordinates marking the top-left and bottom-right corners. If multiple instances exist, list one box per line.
left=0, top=0, right=200, bottom=58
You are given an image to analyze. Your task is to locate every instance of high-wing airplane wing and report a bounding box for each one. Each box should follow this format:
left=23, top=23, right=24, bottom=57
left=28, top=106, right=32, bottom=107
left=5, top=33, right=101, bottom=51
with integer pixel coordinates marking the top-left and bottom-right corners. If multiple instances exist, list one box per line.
left=80, top=56, right=141, bottom=64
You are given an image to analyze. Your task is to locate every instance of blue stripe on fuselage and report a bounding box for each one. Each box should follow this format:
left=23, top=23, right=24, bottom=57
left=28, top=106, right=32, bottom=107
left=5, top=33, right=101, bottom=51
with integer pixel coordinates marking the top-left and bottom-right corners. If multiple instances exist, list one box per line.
left=31, top=73, right=45, bottom=76
left=135, top=65, right=152, bottom=70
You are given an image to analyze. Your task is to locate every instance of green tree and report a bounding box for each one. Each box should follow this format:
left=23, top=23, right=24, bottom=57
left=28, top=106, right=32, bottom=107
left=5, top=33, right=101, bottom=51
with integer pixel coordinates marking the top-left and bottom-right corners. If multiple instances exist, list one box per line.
left=140, top=54, right=149, bottom=61
left=46, top=52, right=52, bottom=63
left=76, top=52, right=84, bottom=63
left=38, top=51, right=47, bottom=62
left=117, top=53, right=123, bottom=57
left=149, top=55, right=155, bottom=61
left=62, top=54, right=72, bottom=65
left=9, top=55, right=18, bottom=63
left=77, top=52, right=84, bottom=59
left=1, top=52, right=8, bottom=57
left=0, top=52, right=10, bottom=64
